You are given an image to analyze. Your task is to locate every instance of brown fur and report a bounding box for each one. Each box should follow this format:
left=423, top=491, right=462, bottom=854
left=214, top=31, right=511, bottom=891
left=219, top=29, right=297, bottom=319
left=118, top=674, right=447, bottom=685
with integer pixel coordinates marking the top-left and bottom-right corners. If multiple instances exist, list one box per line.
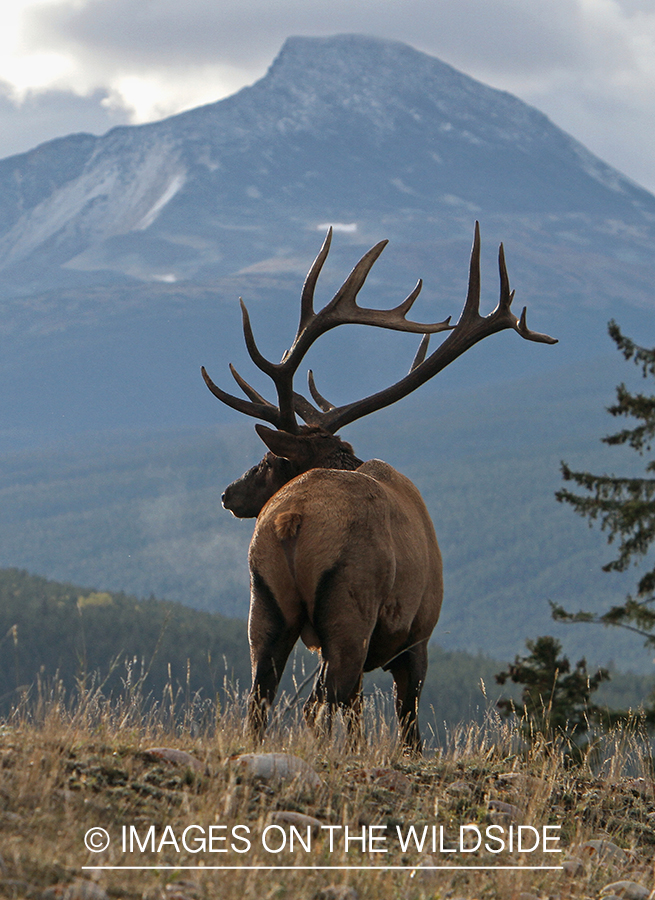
left=242, top=439, right=443, bottom=751
left=274, top=511, right=303, bottom=542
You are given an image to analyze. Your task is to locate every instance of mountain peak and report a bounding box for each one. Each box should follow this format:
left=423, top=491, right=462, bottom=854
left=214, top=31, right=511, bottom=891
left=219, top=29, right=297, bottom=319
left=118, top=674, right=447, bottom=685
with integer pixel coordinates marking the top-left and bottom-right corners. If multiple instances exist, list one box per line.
left=269, top=33, right=440, bottom=82
left=0, top=33, right=653, bottom=296
left=240, top=33, right=533, bottom=144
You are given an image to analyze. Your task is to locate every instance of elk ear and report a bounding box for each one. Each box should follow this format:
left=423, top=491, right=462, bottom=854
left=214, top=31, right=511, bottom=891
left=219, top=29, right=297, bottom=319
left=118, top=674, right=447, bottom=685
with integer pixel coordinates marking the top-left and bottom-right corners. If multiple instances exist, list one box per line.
left=255, top=424, right=313, bottom=463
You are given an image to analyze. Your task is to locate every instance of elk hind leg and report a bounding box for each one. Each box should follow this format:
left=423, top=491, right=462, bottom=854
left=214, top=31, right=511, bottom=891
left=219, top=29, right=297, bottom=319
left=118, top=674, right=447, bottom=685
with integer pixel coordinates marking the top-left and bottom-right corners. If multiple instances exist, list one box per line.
left=388, top=640, right=428, bottom=754
left=305, top=564, right=374, bottom=741
left=247, top=571, right=299, bottom=741
left=304, top=659, right=364, bottom=742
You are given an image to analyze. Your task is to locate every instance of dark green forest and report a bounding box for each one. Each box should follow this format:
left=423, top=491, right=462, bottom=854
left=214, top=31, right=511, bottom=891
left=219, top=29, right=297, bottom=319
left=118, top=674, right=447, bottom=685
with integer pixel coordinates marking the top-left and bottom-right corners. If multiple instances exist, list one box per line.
left=0, top=567, right=249, bottom=711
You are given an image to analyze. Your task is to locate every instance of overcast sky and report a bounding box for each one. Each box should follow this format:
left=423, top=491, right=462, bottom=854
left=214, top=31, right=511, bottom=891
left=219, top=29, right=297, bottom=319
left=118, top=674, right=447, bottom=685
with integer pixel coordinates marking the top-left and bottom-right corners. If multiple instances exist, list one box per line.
left=1, top=0, right=654, bottom=193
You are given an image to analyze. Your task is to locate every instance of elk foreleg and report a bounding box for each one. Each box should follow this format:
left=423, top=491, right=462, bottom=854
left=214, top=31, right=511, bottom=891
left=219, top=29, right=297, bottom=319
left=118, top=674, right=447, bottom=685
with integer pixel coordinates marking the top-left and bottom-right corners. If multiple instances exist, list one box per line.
left=387, top=640, right=428, bottom=754
left=247, top=571, right=300, bottom=740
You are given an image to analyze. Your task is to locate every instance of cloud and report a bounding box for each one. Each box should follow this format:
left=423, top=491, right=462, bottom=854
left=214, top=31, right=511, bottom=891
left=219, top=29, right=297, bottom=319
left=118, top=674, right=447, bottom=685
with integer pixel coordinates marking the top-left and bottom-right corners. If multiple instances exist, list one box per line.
left=0, top=82, right=129, bottom=158
left=0, top=0, right=653, bottom=191
left=25, top=0, right=585, bottom=76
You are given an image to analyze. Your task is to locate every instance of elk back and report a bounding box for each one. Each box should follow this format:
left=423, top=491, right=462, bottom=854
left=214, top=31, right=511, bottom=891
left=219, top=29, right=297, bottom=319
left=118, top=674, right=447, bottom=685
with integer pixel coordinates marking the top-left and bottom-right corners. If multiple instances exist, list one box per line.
left=248, top=460, right=443, bottom=669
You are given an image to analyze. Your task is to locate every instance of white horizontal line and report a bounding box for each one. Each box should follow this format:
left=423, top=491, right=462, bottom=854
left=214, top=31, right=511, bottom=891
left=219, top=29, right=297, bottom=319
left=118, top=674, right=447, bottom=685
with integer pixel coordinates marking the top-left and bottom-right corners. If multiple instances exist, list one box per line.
left=82, top=865, right=564, bottom=871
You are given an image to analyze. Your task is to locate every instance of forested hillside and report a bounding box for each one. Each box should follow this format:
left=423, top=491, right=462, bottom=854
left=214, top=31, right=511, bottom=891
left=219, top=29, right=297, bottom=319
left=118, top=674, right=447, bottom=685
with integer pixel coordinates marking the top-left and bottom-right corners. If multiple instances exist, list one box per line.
left=0, top=568, right=250, bottom=710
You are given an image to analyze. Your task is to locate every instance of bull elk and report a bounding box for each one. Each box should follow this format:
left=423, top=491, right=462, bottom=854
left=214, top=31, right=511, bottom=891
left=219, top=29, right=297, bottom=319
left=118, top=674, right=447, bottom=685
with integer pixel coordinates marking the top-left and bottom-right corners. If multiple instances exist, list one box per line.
left=202, top=223, right=556, bottom=751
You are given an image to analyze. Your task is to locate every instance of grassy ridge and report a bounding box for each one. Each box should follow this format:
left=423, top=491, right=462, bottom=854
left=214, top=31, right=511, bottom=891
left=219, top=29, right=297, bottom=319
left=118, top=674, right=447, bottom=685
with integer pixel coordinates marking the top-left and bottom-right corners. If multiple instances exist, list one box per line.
left=0, top=689, right=653, bottom=899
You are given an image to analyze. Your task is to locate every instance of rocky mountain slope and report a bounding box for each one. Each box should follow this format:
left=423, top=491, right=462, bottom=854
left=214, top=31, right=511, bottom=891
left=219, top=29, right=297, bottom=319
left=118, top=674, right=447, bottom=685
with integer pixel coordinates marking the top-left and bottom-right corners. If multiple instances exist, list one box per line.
left=0, top=34, right=653, bottom=295
left=0, top=35, right=654, bottom=445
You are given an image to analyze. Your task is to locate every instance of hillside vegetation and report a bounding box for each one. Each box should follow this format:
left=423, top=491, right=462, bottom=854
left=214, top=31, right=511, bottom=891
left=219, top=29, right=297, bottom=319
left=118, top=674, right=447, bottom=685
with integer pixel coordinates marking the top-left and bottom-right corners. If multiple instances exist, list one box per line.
left=0, top=568, right=652, bottom=736
left=0, top=568, right=250, bottom=714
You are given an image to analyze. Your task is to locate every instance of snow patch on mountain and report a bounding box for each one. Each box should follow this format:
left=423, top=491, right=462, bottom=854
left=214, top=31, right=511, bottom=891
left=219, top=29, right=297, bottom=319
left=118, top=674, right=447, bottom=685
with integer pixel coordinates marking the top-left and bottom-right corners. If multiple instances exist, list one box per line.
left=134, top=172, right=186, bottom=231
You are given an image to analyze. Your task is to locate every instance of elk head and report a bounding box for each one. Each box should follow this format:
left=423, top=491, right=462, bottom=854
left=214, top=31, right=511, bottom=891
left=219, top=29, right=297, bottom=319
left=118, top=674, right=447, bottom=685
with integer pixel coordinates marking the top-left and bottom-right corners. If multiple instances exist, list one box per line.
left=221, top=424, right=362, bottom=517
left=203, top=222, right=557, bottom=510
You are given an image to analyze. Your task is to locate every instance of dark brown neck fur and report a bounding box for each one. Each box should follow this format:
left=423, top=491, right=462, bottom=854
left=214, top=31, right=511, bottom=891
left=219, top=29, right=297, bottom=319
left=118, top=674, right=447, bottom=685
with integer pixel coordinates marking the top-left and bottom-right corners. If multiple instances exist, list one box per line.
left=296, top=426, right=363, bottom=471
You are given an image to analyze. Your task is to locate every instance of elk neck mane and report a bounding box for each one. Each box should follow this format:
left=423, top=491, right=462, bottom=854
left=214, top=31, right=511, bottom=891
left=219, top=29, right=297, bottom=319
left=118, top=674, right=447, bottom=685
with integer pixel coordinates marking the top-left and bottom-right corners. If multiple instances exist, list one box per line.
left=293, top=425, right=364, bottom=471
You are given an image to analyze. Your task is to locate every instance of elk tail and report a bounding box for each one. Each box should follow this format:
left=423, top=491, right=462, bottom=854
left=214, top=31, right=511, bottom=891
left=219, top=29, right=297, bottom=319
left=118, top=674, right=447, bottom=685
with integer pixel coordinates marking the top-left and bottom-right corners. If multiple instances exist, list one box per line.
left=274, top=511, right=303, bottom=578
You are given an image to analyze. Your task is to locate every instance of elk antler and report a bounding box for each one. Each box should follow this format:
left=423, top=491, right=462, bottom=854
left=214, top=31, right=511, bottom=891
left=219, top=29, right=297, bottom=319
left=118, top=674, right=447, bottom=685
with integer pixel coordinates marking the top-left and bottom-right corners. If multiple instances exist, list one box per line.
left=202, top=227, right=454, bottom=432
left=308, top=221, right=557, bottom=433
left=202, top=223, right=557, bottom=433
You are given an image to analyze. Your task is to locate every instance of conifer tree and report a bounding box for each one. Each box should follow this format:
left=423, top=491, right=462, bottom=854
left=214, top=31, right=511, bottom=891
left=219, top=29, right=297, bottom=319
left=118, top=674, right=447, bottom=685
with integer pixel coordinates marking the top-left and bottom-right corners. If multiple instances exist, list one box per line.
left=554, top=320, right=655, bottom=648
left=495, top=635, right=609, bottom=739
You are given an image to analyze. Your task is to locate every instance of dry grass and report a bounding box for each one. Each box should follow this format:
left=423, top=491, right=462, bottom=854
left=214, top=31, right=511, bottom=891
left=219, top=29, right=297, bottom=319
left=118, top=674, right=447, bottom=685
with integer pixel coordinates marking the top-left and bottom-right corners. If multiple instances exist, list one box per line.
left=0, top=681, right=654, bottom=900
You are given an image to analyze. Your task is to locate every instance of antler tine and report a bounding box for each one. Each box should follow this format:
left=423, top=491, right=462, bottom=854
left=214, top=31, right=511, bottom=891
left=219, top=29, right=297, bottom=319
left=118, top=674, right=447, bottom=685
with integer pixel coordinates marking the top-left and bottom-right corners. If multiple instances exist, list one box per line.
left=299, top=228, right=332, bottom=332
left=308, top=369, right=335, bottom=412
left=292, top=390, right=325, bottom=425
left=394, top=279, right=424, bottom=318
left=410, top=334, right=431, bottom=372
left=497, top=242, right=513, bottom=311
left=316, top=241, right=452, bottom=335
left=458, top=219, right=482, bottom=326
left=516, top=306, right=559, bottom=344
left=493, top=241, right=557, bottom=344
left=229, top=363, right=271, bottom=406
left=239, top=299, right=277, bottom=378
left=324, top=238, right=389, bottom=315
left=200, top=365, right=281, bottom=427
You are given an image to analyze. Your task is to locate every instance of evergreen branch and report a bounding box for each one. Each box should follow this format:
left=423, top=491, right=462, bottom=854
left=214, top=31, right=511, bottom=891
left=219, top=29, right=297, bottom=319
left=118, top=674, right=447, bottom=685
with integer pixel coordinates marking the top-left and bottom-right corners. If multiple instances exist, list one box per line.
left=550, top=601, right=655, bottom=647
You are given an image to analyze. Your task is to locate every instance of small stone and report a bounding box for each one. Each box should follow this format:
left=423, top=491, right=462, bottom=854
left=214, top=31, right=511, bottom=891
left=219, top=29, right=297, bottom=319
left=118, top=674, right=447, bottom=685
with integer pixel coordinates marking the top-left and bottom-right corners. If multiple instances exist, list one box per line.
left=445, top=780, right=473, bottom=797
left=600, top=882, right=650, bottom=900
left=272, top=810, right=323, bottom=833
left=227, top=753, right=322, bottom=789
left=144, top=748, right=205, bottom=773
left=164, top=880, right=202, bottom=899
left=562, top=856, right=585, bottom=876
left=488, top=799, right=521, bottom=822
left=580, top=840, right=628, bottom=865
